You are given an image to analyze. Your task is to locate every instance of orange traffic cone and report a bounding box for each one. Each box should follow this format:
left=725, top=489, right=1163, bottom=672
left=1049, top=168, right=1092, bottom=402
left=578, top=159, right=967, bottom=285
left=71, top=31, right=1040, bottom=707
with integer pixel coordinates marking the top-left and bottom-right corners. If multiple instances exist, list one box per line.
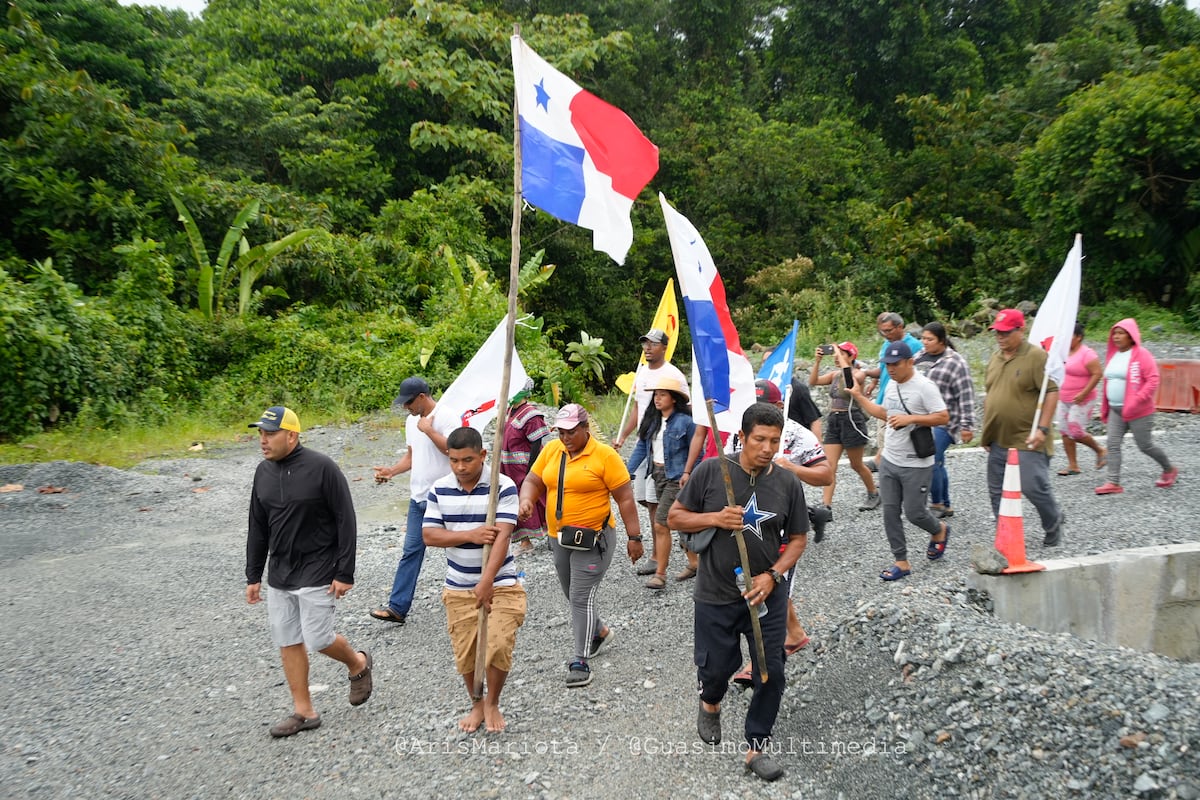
left=995, top=447, right=1045, bottom=574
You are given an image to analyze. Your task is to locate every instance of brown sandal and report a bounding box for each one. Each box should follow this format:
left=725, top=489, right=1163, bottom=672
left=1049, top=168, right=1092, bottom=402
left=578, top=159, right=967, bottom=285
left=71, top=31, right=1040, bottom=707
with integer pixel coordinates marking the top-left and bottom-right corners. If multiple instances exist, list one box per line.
left=269, top=713, right=321, bottom=738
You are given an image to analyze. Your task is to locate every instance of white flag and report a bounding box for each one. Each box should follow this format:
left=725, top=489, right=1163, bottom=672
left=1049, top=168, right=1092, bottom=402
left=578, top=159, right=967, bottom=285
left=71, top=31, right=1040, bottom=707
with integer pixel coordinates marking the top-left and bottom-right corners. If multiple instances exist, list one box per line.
left=438, top=316, right=530, bottom=431
left=1028, top=234, right=1082, bottom=385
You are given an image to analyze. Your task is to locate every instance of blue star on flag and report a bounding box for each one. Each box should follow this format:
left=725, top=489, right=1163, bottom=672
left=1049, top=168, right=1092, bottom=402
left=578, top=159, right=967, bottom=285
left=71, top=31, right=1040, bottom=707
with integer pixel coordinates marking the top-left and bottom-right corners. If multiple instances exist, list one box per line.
left=741, top=493, right=776, bottom=541
left=534, top=79, right=550, bottom=111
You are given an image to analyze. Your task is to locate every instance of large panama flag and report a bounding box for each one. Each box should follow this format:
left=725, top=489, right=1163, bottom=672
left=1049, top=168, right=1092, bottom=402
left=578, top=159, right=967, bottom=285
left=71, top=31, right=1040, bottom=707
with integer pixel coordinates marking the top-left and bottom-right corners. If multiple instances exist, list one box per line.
left=511, top=37, right=659, bottom=265
left=659, top=193, right=755, bottom=431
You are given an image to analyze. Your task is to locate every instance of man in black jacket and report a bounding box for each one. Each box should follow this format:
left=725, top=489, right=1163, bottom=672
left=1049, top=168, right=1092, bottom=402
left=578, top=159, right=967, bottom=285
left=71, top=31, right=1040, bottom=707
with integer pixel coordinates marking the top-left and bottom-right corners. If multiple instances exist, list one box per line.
left=245, top=406, right=374, bottom=737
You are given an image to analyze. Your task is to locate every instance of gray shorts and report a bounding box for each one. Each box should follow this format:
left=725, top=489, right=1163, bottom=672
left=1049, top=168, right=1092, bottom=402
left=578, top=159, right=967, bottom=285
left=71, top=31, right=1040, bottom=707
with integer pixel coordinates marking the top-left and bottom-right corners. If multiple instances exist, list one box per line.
left=267, top=585, right=336, bottom=651
left=633, top=463, right=659, bottom=504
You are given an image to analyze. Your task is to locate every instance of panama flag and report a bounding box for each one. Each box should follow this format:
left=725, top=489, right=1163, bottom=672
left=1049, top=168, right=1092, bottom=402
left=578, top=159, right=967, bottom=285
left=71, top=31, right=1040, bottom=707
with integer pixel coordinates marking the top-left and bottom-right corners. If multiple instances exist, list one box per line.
left=757, top=320, right=799, bottom=393
left=512, top=37, right=659, bottom=265
left=439, top=316, right=530, bottom=431
left=1028, top=234, right=1082, bottom=385
left=659, top=194, right=755, bottom=432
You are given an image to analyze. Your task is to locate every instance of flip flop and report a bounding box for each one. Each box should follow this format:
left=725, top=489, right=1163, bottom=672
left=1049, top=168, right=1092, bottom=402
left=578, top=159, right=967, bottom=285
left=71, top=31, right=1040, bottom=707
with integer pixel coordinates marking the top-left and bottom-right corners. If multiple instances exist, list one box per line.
left=880, top=565, right=911, bottom=581
left=369, top=607, right=407, bottom=624
left=1057, top=468, right=1082, bottom=476
left=784, top=636, right=811, bottom=656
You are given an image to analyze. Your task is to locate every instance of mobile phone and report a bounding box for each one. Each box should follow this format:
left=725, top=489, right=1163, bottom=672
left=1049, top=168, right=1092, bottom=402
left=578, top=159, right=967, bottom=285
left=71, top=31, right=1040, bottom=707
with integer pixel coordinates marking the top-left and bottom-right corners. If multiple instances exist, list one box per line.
left=842, top=366, right=855, bottom=388
left=819, top=344, right=835, bottom=355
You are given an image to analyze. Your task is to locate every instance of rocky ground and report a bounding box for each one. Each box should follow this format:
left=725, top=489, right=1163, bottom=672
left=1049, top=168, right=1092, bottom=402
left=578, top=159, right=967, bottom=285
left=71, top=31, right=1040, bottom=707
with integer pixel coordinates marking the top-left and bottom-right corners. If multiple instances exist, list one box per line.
left=1, top=336, right=1198, bottom=799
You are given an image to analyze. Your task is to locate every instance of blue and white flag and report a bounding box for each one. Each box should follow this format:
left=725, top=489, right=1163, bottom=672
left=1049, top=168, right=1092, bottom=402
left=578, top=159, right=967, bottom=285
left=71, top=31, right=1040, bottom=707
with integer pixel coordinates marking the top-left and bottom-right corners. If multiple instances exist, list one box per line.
left=757, top=320, right=799, bottom=392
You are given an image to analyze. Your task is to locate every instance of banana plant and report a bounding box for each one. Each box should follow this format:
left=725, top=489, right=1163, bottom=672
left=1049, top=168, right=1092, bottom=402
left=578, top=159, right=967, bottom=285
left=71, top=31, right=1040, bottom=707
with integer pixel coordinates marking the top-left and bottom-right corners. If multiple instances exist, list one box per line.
left=171, top=195, right=318, bottom=318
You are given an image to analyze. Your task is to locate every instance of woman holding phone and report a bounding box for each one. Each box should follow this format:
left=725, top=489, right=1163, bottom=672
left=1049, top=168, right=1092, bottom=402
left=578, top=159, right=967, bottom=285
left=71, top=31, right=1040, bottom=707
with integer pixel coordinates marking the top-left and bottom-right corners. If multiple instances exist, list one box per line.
left=810, top=342, right=879, bottom=518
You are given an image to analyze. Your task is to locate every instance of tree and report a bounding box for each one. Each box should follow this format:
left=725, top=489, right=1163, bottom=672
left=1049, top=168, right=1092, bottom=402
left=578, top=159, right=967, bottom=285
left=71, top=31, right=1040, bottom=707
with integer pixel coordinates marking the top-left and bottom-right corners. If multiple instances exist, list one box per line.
left=1014, top=46, right=1200, bottom=307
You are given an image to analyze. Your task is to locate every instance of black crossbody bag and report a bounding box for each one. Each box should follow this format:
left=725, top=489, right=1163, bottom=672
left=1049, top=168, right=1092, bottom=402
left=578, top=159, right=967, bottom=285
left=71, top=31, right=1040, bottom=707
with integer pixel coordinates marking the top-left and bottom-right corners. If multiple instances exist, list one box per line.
left=896, top=386, right=937, bottom=458
left=555, top=452, right=609, bottom=550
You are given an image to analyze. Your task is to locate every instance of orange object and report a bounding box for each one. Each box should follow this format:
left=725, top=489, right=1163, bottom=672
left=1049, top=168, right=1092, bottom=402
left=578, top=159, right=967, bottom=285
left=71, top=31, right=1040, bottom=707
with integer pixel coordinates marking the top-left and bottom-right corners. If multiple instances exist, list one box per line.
left=1156, top=360, right=1200, bottom=413
left=995, top=448, right=1045, bottom=574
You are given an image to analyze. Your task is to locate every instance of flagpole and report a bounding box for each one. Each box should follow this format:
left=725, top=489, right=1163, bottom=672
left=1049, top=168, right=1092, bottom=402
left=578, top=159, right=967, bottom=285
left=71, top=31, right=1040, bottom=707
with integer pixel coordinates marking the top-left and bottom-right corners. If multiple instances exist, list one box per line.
left=704, top=399, right=769, bottom=683
left=473, top=23, right=524, bottom=702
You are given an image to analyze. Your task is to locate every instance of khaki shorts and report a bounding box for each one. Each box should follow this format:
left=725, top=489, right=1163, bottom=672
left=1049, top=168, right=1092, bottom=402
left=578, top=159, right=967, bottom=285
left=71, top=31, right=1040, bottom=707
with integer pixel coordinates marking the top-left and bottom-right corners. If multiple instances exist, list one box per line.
left=443, top=584, right=527, bottom=674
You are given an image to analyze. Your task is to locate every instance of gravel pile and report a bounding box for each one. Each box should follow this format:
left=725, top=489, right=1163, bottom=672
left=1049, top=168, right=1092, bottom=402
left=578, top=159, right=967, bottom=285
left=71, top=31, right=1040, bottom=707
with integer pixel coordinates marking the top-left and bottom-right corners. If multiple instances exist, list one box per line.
left=2, top=386, right=1198, bottom=798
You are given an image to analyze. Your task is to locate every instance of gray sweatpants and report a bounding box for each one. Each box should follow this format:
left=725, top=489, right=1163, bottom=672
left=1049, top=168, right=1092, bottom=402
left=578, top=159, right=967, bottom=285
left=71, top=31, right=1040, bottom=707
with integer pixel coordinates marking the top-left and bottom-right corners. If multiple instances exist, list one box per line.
left=879, top=458, right=941, bottom=562
left=986, top=445, right=1062, bottom=534
left=551, top=525, right=616, bottom=662
left=1106, top=407, right=1172, bottom=484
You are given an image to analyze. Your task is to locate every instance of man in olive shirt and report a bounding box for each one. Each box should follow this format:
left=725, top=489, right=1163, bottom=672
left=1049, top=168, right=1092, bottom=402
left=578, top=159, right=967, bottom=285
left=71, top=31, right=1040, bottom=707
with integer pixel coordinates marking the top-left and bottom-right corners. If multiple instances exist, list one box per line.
left=980, top=310, right=1065, bottom=546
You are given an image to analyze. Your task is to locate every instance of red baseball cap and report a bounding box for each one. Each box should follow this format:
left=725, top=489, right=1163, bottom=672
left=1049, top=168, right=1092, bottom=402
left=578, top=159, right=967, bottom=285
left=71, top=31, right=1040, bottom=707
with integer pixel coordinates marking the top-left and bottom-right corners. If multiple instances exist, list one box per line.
left=837, top=341, right=859, bottom=361
left=990, top=309, right=1026, bottom=332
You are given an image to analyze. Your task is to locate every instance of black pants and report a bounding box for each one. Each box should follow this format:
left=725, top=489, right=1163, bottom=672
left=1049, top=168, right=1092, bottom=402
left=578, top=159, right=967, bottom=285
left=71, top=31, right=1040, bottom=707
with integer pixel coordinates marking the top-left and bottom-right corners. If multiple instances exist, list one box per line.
left=694, top=590, right=787, bottom=751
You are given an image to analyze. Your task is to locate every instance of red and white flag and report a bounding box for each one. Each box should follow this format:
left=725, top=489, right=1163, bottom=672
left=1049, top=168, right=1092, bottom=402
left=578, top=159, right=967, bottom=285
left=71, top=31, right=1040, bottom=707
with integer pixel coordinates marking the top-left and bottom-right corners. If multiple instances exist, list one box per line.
left=439, top=316, right=530, bottom=430
left=1028, top=234, right=1082, bottom=385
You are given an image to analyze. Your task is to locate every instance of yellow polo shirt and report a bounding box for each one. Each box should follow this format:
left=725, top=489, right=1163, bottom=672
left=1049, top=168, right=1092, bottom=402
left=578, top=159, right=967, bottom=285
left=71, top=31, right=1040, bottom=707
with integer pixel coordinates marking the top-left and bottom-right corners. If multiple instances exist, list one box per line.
left=531, top=435, right=630, bottom=537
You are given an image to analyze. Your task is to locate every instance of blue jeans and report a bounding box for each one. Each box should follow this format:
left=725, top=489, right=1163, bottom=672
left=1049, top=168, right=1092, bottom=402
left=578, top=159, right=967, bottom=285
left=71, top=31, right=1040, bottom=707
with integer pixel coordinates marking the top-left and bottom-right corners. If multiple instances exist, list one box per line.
left=387, top=499, right=427, bottom=615
left=930, top=426, right=954, bottom=507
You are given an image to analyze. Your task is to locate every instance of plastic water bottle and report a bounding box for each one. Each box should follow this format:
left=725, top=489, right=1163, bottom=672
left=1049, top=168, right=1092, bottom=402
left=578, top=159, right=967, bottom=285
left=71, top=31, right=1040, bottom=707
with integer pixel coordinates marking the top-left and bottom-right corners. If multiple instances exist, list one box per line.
left=734, top=566, right=767, bottom=618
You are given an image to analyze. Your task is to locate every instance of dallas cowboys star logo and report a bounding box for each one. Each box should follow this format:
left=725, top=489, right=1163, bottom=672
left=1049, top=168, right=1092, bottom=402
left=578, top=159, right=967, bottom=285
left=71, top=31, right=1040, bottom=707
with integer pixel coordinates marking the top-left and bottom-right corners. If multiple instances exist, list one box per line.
left=741, top=493, right=776, bottom=541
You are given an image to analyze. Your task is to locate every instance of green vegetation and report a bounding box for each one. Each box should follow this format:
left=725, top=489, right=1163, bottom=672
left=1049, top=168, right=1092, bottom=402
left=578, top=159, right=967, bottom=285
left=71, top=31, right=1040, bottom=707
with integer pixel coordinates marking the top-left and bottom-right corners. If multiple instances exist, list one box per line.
left=3, top=0, right=1200, bottom=458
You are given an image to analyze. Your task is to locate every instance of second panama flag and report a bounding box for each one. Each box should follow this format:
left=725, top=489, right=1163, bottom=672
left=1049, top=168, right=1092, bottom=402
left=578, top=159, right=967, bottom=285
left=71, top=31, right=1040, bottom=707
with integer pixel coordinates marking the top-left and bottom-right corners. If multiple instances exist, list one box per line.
left=512, top=37, right=659, bottom=265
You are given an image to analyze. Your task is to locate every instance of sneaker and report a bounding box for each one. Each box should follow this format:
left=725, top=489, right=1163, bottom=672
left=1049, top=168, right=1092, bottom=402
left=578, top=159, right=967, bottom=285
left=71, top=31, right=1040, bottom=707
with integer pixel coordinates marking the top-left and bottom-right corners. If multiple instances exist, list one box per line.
left=859, top=493, right=881, bottom=511
left=635, top=559, right=658, bottom=576
left=566, top=660, right=592, bottom=688
left=809, top=505, right=832, bottom=543
left=587, top=627, right=614, bottom=658
left=1095, top=482, right=1124, bottom=495
left=1155, top=467, right=1179, bottom=488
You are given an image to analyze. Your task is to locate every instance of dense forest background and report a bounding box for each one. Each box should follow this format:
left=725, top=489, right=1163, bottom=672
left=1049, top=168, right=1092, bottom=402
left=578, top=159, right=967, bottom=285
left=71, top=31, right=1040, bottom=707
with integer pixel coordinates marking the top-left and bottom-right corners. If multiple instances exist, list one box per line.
left=2, top=0, right=1199, bottom=440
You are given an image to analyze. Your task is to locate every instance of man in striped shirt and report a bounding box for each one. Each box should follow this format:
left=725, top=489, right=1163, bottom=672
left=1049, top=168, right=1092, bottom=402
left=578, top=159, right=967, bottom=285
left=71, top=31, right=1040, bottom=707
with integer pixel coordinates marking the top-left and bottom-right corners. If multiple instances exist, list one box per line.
left=423, top=427, right=527, bottom=733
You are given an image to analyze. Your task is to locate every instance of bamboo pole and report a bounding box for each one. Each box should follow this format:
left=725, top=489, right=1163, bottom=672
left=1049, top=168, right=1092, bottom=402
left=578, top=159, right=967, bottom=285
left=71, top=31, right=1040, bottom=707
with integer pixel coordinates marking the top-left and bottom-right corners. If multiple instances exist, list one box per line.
left=703, top=399, right=769, bottom=684
left=472, top=23, right=524, bottom=702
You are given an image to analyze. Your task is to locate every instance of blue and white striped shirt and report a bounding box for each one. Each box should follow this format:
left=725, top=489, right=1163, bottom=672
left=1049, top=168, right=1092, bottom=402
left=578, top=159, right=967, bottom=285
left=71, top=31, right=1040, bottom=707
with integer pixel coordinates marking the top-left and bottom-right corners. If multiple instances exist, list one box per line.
left=423, top=472, right=521, bottom=590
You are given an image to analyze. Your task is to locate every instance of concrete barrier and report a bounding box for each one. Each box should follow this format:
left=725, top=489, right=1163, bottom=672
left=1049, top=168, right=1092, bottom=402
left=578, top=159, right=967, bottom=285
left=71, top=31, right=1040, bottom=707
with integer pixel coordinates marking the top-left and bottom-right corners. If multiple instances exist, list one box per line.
left=969, top=543, right=1200, bottom=662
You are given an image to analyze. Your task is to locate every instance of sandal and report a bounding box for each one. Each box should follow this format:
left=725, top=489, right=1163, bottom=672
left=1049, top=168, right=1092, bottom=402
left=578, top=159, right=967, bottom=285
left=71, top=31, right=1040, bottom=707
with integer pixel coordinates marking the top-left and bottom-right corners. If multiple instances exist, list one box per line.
left=784, top=636, right=811, bottom=656
left=731, top=664, right=754, bottom=688
left=880, top=565, right=911, bottom=581
left=675, top=565, right=698, bottom=581
left=348, top=650, right=373, bottom=706
left=644, top=573, right=667, bottom=590
left=1056, top=468, right=1081, bottom=476
left=927, top=524, right=949, bottom=561
left=269, top=712, right=322, bottom=738
left=369, top=606, right=407, bottom=624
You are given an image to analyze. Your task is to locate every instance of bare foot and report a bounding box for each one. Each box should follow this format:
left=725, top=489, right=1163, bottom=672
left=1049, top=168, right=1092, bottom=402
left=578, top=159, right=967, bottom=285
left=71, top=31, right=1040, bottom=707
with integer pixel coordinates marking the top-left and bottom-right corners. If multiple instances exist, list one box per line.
left=458, top=704, right=485, bottom=732
left=484, top=704, right=506, bottom=733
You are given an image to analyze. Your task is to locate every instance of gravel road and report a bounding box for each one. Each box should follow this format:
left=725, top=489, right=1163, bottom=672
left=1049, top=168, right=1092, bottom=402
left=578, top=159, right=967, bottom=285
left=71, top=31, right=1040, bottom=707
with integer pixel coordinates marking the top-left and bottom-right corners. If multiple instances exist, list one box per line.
left=2, top=382, right=1199, bottom=799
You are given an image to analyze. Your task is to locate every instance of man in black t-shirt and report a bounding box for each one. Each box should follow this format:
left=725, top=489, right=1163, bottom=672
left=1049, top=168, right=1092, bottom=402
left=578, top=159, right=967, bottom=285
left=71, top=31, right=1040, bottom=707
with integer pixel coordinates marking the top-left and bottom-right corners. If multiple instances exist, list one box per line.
left=668, top=402, right=808, bottom=782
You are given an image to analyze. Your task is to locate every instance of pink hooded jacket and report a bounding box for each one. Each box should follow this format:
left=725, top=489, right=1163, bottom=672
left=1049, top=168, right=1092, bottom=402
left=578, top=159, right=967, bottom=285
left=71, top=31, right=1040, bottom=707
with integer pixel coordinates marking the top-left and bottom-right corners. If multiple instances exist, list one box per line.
left=1100, top=318, right=1159, bottom=423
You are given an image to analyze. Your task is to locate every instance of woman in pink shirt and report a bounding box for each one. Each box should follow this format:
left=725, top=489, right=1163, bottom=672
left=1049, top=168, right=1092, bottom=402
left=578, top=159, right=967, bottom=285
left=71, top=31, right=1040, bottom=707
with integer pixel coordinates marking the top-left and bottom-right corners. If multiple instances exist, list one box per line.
left=1055, top=323, right=1106, bottom=475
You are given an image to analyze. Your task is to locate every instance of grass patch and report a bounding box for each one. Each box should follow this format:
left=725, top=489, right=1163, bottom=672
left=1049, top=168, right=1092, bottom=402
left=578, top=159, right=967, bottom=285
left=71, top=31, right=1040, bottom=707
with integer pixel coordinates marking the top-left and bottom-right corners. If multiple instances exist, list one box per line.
left=0, top=408, right=389, bottom=469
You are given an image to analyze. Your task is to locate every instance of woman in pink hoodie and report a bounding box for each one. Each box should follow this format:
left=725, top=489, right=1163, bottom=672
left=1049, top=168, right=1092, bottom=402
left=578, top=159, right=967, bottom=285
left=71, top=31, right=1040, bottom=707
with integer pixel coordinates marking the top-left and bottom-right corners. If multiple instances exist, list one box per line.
left=1096, top=318, right=1179, bottom=494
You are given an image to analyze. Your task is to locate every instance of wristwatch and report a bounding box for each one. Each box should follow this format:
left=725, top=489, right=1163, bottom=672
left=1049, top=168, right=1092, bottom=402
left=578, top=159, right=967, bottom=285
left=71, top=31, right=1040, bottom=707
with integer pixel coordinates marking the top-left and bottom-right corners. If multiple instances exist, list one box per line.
left=768, top=568, right=784, bottom=585
left=1037, top=425, right=1050, bottom=435
left=627, top=535, right=643, bottom=542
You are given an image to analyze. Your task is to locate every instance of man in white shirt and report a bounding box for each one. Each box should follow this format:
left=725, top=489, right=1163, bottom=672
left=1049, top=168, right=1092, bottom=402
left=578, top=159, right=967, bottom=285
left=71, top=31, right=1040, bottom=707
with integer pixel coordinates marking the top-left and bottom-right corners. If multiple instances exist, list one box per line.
left=370, top=376, right=459, bottom=625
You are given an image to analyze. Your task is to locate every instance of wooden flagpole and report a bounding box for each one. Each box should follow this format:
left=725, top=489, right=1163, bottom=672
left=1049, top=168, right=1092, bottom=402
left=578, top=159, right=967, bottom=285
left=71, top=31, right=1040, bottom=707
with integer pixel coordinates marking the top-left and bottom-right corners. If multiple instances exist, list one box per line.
left=472, top=23, right=524, bottom=702
left=704, top=399, right=769, bottom=684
